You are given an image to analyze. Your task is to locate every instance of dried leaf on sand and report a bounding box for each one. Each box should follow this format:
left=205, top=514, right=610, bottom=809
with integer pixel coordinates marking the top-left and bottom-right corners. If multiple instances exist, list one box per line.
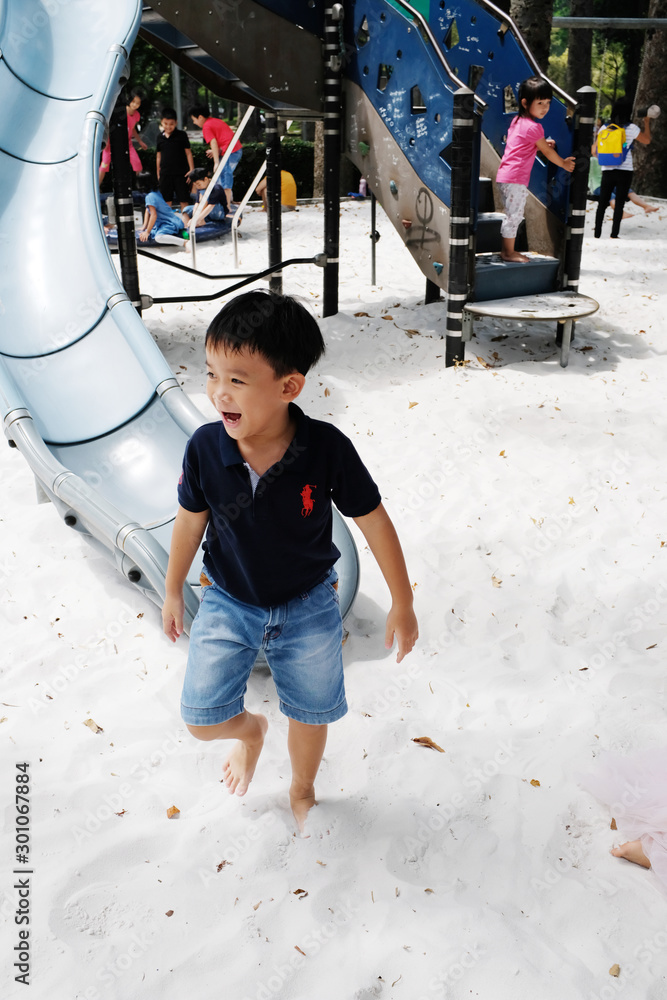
left=412, top=736, right=445, bottom=753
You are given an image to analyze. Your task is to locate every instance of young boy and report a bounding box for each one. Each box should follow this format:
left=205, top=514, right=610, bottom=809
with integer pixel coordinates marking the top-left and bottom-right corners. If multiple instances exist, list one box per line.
left=189, top=103, right=242, bottom=212
left=156, top=107, right=195, bottom=212
left=162, top=291, right=418, bottom=833
left=182, top=167, right=229, bottom=226
left=136, top=173, right=189, bottom=249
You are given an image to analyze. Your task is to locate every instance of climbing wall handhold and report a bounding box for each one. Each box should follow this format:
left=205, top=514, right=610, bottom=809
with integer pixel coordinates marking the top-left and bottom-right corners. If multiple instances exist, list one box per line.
left=401, top=219, right=412, bottom=230
left=358, top=141, right=370, bottom=156
left=433, top=262, right=444, bottom=275
left=389, top=180, right=398, bottom=196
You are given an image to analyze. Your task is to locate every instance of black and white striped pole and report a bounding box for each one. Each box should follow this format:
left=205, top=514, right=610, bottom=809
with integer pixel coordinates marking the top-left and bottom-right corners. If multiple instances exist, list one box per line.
left=264, top=111, right=283, bottom=295
left=558, top=85, right=596, bottom=348
left=322, top=4, right=343, bottom=318
left=109, top=93, right=142, bottom=314
left=445, top=87, right=475, bottom=367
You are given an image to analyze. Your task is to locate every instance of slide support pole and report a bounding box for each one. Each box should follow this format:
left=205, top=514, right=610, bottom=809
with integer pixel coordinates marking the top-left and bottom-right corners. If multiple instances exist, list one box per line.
left=557, top=85, right=596, bottom=347
left=265, top=111, right=283, bottom=294
left=109, top=95, right=141, bottom=314
left=323, top=4, right=343, bottom=317
left=445, top=87, right=475, bottom=367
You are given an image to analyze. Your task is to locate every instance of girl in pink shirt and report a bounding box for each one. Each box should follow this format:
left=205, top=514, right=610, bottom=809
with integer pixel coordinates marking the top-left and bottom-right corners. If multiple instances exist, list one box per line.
left=495, top=76, right=575, bottom=262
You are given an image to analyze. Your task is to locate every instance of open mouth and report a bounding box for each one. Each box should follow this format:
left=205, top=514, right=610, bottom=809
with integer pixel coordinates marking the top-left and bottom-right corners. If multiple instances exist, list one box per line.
left=222, top=411, right=242, bottom=429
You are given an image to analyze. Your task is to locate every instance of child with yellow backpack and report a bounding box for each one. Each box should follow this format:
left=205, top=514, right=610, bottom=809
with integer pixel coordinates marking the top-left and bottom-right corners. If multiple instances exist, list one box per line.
left=592, top=98, right=659, bottom=239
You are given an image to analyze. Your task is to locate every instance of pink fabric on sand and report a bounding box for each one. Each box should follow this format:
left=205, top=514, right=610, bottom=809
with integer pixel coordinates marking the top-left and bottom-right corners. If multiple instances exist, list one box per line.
left=579, top=748, right=667, bottom=891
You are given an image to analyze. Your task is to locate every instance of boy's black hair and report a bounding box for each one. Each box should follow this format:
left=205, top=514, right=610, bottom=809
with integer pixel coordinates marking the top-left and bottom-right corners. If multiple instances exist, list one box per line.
left=611, top=97, right=633, bottom=125
left=161, top=107, right=178, bottom=120
left=189, top=104, right=210, bottom=120
left=189, top=167, right=211, bottom=184
left=517, top=76, right=553, bottom=117
left=206, top=291, right=325, bottom=378
left=136, top=171, right=157, bottom=194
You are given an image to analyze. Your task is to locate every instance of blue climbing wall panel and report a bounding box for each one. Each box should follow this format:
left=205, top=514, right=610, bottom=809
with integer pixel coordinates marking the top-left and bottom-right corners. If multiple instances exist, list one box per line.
left=345, top=1, right=461, bottom=209
left=429, top=0, right=574, bottom=221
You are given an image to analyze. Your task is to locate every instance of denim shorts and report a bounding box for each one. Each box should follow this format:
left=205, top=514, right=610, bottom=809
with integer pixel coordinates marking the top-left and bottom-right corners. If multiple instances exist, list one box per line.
left=181, top=567, right=346, bottom=726
left=220, top=149, right=242, bottom=190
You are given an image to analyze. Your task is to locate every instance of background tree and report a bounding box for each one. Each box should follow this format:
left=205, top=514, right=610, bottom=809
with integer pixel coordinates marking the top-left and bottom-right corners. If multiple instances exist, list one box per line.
left=566, top=0, right=593, bottom=95
left=510, top=0, right=555, bottom=71
left=633, top=0, right=667, bottom=195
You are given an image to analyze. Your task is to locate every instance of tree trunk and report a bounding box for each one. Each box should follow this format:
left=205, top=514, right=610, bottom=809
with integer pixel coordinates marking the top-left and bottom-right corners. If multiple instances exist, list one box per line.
left=313, top=119, right=324, bottom=198
left=633, top=0, right=667, bottom=197
left=510, top=0, right=554, bottom=73
left=566, top=0, right=593, bottom=96
left=183, top=73, right=199, bottom=116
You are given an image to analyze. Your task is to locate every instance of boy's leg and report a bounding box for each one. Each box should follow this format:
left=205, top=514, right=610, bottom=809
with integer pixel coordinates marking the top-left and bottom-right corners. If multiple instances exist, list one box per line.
left=188, top=710, right=268, bottom=796
left=287, top=720, right=328, bottom=832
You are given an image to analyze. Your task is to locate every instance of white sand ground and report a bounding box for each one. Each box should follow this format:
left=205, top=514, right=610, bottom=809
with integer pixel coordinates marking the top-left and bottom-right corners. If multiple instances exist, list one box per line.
left=3, top=195, right=667, bottom=1000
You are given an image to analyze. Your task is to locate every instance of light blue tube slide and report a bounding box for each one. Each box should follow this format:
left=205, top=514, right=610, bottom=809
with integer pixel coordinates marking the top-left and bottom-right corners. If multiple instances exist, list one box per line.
left=0, top=0, right=359, bottom=628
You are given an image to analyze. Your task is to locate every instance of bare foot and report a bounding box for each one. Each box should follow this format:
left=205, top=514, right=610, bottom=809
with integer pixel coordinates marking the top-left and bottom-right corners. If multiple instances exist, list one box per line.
left=222, top=714, right=268, bottom=796
left=500, top=251, right=530, bottom=263
left=611, top=839, right=651, bottom=869
left=622, top=211, right=632, bottom=220
left=290, top=783, right=317, bottom=836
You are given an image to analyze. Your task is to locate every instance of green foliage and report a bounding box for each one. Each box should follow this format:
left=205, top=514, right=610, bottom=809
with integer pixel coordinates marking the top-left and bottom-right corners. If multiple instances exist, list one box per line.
left=547, top=50, right=568, bottom=90
left=239, top=139, right=317, bottom=199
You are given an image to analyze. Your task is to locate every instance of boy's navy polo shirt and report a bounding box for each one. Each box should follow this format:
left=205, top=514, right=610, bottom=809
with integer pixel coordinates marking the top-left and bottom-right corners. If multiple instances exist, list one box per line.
left=177, top=403, right=381, bottom=607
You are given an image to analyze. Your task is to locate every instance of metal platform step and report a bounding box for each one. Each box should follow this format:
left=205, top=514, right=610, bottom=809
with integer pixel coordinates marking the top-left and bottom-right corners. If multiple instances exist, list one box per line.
left=472, top=252, right=560, bottom=303
left=463, top=291, right=599, bottom=367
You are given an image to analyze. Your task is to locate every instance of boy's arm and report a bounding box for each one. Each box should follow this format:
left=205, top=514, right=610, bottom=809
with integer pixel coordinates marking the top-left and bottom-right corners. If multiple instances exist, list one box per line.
left=185, top=148, right=195, bottom=174
left=156, top=150, right=161, bottom=179
left=352, top=502, right=418, bottom=663
left=138, top=205, right=157, bottom=241
left=207, top=137, right=220, bottom=167
left=162, top=505, right=210, bottom=642
left=535, top=137, right=575, bottom=172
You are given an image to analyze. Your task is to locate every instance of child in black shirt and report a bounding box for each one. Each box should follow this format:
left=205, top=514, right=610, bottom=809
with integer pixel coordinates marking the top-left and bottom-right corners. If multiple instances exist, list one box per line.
left=156, top=107, right=194, bottom=211
left=162, top=291, right=418, bottom=834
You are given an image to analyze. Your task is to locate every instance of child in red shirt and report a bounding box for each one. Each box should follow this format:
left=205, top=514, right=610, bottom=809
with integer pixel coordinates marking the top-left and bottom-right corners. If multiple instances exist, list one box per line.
left=189, top=104, right=243, bottom=213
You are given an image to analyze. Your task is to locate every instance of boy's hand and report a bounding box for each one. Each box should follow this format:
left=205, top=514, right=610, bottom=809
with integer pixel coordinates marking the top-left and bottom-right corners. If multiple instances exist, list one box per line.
left=162, top=595, right=185, bottom=642
left=385, top=603, right=419, bottom=663
left=562, top=156, right=576, bottom=173
left=138, top=230, right=149, bottom=242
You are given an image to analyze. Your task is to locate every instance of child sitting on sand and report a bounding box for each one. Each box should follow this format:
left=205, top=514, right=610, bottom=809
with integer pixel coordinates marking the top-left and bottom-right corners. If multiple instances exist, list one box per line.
left=136, top=173, right=189, bottom=249
left=162, top=291, right=418, bottom=833
left=496, top=76, right=576, bottom=262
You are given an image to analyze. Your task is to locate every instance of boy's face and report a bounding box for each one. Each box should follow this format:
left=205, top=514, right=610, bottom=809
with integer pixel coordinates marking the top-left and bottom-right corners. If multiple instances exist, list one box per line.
left=161, top=118, right=177, bottom=135
left=205, top=344, right=303, bottom=442
left=191, top=114, right=206, bottom=128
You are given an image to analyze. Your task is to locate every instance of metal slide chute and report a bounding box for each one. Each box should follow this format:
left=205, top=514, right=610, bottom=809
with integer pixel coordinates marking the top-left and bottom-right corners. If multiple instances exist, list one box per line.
left=0, top=0, right=360, bottom=625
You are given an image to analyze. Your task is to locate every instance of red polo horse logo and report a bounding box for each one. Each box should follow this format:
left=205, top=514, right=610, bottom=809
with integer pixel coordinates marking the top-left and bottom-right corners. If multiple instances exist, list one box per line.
left=300, top=484, right=316, bottom=517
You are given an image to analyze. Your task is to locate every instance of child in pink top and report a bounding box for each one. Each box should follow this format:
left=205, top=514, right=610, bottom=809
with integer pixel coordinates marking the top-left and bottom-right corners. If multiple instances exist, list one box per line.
left=99, top=88, right=147, bottom=186
left=495, top=76, right=575, bottom=262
